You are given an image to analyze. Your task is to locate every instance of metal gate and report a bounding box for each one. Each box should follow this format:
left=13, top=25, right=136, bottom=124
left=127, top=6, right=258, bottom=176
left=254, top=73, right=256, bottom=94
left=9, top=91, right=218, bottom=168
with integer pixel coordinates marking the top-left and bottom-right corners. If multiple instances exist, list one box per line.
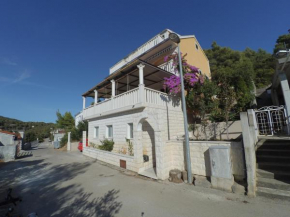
left=255, top=106, right=289, bottom=136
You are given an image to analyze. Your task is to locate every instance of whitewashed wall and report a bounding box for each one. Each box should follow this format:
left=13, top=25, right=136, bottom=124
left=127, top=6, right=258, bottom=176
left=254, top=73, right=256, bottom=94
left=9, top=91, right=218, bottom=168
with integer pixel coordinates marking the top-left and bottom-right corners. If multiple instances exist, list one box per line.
left=0, top=132, right=15, bottom=146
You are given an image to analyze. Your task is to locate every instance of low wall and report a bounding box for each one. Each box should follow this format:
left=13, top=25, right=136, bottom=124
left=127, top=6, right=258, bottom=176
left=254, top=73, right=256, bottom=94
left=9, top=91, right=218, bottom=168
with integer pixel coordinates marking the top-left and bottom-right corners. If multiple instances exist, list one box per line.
left=166, top=140, right=245, bottom=180
left=0, top=144, right=17, bottom=162
left=70, top=142, right=79, bottom=151
left=83, top=147, right=137, bottom=172
left=189, top=121, right=242, bottom=141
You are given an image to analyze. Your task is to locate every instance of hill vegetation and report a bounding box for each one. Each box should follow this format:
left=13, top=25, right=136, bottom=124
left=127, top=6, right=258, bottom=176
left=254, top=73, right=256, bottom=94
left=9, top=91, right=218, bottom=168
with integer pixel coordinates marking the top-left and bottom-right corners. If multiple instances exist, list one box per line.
left=0, top=116, right=55, bottom=142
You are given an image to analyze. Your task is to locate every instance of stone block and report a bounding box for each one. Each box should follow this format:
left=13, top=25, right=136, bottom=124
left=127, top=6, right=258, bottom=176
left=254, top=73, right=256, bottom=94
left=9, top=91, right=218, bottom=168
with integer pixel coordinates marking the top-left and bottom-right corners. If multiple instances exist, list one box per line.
left=232, top=182, right=246, bottom=195
left=211, top=175, right=234, bottom=193
left=193, top=175, right=211, bottom=188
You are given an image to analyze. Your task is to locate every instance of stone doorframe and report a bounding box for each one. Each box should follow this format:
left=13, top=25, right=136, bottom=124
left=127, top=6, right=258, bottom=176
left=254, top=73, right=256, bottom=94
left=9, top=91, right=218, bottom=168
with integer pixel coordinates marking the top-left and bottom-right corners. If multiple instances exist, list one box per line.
left=133, top=112, right=167, bottom=180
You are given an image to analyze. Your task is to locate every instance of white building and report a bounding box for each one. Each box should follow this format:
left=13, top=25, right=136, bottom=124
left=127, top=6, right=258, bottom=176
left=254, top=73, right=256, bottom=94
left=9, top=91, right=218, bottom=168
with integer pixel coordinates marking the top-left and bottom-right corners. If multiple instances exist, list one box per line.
left=80, top=29, right=216, bottom=180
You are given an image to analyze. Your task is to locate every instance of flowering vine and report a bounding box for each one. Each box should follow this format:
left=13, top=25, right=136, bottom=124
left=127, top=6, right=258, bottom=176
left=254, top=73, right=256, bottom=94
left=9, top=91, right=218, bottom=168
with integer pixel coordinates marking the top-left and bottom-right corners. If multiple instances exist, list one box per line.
left=163, top=52, right=203, bottom=94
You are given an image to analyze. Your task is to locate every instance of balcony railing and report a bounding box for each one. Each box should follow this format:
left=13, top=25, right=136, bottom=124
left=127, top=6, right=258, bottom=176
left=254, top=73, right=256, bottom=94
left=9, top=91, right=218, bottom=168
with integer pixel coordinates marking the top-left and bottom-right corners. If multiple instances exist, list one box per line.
left=109, top=30, right=171, bottom=74
left=82, top=86, right=181, bottom=119
left=158, top=59, right=176, bottom=74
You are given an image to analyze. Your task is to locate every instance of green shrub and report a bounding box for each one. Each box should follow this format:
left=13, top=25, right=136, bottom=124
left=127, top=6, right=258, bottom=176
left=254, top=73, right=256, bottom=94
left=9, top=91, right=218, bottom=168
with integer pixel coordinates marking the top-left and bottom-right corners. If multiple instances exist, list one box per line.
left=98, top=138, right=114, bottom=152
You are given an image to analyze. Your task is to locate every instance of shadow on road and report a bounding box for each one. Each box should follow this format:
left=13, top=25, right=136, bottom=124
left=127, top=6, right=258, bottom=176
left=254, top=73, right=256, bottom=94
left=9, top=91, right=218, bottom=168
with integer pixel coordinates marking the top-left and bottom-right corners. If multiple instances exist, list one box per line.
left=0, top=157, right=122, bottom=217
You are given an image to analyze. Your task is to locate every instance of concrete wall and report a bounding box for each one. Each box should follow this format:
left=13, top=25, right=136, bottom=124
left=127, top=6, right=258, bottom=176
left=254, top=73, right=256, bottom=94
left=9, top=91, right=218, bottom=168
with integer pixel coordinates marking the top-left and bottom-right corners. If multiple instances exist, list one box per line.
left=0, top=132, right=15, bottom=146
left=0, top=144, right=17, bottom=162
left=166, top=140, right=245, bottom=180
left=189, top=121, right=242, bottom=141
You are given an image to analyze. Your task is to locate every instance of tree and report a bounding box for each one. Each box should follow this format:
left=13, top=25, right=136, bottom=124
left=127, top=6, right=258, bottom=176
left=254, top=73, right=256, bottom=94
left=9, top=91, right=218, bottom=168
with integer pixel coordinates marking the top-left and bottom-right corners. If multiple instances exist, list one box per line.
left=274, top=34, right=290, bottom=54
left=24, top=131, right=36, bottom=143
left=186, top=78, right=219, bottom=140
left=244, top=48, right=275, bottom=88
left=71, top=121, right=88, bottom=141
left=56, top=110, right=75, bottom=130
left=206, top=42, right=256, bottom=114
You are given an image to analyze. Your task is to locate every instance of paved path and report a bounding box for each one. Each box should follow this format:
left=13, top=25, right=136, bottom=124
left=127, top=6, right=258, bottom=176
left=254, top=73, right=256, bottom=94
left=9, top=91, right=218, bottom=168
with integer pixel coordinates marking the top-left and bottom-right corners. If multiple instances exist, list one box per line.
left=1, top=140, right=290, bottom=217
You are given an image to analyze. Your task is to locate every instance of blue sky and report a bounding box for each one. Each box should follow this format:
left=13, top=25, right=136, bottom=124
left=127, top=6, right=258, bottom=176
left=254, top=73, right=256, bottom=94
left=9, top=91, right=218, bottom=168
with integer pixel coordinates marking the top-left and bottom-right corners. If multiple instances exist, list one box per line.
left=0, top=0, right=289, bottom=123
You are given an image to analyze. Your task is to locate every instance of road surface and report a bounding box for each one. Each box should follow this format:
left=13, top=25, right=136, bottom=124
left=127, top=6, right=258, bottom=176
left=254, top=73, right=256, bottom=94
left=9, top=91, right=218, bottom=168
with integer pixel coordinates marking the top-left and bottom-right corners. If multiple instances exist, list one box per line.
left=0, top=140, right=289, bottom=217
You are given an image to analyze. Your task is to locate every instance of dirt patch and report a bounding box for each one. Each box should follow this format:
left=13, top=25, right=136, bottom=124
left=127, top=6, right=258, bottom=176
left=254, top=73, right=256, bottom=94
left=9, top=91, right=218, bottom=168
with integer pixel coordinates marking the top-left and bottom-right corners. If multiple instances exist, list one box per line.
left=56, top=144, right=67, bottom=151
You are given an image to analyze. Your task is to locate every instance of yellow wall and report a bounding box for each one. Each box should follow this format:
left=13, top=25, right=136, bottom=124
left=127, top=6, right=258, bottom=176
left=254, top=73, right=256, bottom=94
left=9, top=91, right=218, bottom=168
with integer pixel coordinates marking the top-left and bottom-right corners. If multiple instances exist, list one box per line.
left=180, top=37, right=211, bottom=78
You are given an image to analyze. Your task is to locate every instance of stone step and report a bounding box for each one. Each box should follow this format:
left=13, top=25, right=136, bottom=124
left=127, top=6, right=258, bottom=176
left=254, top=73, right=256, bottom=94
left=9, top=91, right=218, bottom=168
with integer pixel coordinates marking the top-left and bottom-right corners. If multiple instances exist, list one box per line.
left=256, top=144, right=290, bottom=150
left=257, top=169, right=290, bottom=180
left=257, top=187, right=290, bottom=201
left=256, top=155, right=290, bottom=164
left=257, top=177, right=290, bottom=191
left=257, top=162, right=290, bottom=172
left=256, top=149, right=290, bottom=157
left=258, top=139, right=290, bottom=145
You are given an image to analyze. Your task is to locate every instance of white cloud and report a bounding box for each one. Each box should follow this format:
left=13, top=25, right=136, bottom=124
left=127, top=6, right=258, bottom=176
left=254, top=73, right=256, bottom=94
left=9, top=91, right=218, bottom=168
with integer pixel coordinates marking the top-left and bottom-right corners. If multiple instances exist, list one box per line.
left=13, top=70, right=31, bottom=83
left=1, top=58, right=17, bottom=66
left=0, top=70, right=53, bottom=89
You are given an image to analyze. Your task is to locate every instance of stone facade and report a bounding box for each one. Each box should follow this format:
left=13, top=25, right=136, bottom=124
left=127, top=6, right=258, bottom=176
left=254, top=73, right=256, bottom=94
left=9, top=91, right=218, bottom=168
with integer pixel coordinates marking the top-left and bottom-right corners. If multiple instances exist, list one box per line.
left=84, top=103, right=245, bottom=181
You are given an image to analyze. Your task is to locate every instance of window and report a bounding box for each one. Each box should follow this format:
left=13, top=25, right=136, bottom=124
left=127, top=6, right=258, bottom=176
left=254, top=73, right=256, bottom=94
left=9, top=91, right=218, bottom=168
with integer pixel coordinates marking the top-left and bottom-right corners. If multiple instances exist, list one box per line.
left=106, top=125, right=113, bottom=138
left=94, top=127, right=99, bottom=139
left=127, top=123, right=133, bottom=139
left=195, top=44, right=199, bottom=50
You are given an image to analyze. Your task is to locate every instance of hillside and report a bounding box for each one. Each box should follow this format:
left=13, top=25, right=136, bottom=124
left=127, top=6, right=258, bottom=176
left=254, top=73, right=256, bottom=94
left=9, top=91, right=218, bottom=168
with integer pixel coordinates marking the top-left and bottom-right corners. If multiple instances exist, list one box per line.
left=0, top=116, right=55, bottom=142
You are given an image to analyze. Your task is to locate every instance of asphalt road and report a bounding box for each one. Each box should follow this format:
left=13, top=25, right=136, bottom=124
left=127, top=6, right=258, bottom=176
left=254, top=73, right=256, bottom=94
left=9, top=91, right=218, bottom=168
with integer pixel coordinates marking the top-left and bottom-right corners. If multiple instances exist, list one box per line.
left=0, top=140, right=290, bottom=217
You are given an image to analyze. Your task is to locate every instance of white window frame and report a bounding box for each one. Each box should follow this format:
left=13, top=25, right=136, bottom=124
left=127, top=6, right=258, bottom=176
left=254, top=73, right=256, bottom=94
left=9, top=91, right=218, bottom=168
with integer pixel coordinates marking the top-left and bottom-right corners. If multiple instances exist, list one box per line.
left=106, top=125, right=113, bottom=139
left=127, top=123, right=133, bottom=139
left=94, top=126, right=99, bottom=139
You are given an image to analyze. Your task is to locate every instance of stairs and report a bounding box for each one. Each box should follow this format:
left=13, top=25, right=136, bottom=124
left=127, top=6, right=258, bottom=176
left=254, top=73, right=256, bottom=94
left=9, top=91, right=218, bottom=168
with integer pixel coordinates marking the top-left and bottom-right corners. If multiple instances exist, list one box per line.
left=256, top=139, right=290, bottom=200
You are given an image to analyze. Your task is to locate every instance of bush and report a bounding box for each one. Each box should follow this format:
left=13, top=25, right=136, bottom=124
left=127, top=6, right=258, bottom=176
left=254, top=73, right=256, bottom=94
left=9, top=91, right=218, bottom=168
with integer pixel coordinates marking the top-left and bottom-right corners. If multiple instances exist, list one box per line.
left=60, top=133, right=68, bottom=148
left=98, top=138, right=114, bottom=152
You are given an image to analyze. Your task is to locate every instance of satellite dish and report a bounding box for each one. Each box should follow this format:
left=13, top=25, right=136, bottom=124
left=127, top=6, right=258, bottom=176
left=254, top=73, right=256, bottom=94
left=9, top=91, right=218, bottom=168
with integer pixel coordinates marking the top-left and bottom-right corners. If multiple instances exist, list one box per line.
left=169, top=33, right=180, bottom=44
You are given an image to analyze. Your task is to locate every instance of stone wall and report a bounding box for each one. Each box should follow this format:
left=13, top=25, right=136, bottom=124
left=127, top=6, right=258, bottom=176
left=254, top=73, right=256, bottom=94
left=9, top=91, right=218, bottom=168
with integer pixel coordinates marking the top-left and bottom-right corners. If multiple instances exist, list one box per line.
left=189, top=121, right=242, bottom=141
left=83, top=147, right=137, bottom=171
left=166, top=140, right=245, bottom=180
left=0, top=144, right=17, bottom=162
left=88, top=108, right=144, bottom=154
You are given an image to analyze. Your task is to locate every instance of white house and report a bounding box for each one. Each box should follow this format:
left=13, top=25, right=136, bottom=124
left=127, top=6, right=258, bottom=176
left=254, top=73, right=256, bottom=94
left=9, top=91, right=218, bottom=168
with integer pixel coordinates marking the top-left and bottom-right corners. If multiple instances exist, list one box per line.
left=79, top=29, right=226, bottom=180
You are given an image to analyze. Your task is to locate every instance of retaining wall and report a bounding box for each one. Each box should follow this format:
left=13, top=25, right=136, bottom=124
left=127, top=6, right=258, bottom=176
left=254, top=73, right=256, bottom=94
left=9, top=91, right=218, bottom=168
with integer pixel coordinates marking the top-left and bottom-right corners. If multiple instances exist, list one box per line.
left=166, top=140, right=245, bottom=180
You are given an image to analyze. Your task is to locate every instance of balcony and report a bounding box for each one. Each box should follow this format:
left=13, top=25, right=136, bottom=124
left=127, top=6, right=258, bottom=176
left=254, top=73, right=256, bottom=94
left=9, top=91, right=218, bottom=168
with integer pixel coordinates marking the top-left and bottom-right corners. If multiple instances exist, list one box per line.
left=82, top=86, right=181, bottom=120
left=109, top=29, right=172, bottom=74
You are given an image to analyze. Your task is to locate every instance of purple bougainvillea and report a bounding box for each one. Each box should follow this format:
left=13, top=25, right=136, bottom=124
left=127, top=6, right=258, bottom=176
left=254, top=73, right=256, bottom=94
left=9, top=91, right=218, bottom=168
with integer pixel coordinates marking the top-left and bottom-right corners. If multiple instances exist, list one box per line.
left=163, top=52, right=203, bottom=94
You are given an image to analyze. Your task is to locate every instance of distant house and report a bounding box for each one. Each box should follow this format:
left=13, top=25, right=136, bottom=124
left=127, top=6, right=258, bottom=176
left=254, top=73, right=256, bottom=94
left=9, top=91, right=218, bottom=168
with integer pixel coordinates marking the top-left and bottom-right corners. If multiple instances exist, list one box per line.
left=0, top=130, right=22, bottom=146
left=77, top=29, right=212, bottom=180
